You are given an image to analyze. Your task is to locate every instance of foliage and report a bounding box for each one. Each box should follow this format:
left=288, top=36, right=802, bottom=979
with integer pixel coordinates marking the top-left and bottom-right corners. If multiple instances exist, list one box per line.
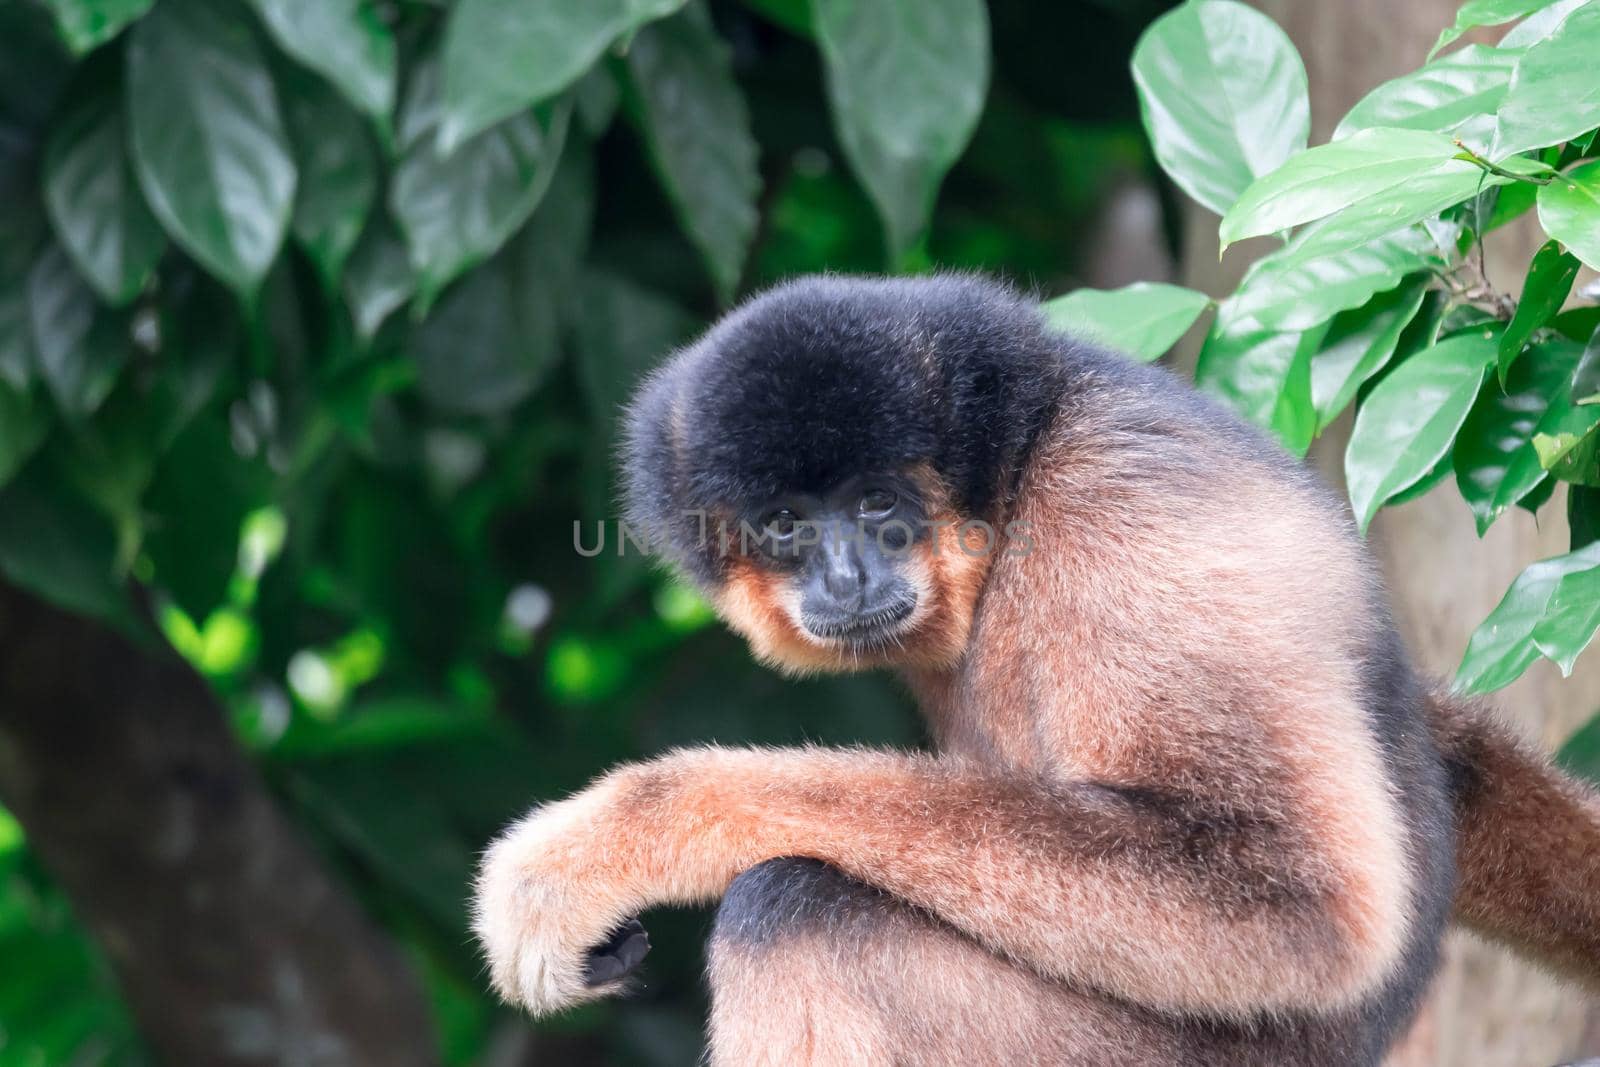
left=1108, top=0, right=1600, bottom=696
left=0, top=0, right=1160, bottom=1061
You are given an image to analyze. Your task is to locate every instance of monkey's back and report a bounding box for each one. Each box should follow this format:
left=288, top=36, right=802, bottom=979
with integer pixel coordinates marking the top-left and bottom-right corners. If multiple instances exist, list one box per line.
left=944, top=337, right=1455, bottom=1063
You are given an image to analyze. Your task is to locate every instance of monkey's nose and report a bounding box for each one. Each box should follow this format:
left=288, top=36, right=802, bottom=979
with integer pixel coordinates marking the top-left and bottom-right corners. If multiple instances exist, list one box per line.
left=821, top=547, right=867, bottom=609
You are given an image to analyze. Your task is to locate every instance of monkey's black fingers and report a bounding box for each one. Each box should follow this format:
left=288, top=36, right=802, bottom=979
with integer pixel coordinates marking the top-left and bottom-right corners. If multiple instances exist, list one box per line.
left=583, top=917, right=650, bottom=986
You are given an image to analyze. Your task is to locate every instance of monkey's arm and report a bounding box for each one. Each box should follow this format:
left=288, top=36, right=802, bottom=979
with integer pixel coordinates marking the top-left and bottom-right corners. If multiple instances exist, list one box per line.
left=475, top=745, right=1407, bottom=1020
left=1428, top=692, right=1600, bottom=985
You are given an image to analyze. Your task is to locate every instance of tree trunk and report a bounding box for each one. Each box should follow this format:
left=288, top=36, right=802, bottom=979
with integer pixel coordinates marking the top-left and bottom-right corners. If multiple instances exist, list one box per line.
left=0, top=579, right=439, bottom=1067
left=1180, top=3, right=1600, bottom=1063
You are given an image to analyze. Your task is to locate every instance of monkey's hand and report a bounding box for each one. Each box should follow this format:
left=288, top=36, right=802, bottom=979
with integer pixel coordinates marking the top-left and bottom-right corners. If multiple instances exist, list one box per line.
left=473, top=776, right=655, bottom=1016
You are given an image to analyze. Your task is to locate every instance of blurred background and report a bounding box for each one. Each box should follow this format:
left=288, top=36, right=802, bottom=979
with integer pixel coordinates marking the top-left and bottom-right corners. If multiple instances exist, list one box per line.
left=0, top=0, right=1594, bottom=1065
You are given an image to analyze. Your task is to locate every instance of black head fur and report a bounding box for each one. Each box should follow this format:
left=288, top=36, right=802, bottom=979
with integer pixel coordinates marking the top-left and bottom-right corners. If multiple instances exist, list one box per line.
left=621, top=274, right=1068, bottom=584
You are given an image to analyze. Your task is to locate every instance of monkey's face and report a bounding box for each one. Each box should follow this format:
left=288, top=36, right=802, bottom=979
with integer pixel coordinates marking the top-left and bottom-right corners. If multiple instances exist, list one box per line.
left=622, top=275, right=1054, bottom=675
left=710, top=466, right=992, bottom=675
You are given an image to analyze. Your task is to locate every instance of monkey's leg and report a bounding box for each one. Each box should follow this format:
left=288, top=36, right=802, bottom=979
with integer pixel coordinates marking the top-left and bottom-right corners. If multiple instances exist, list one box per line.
left=1427, top=691, right=1600, bottom=985
left=705, top=858, right=1344, bottom=1067
left=475, top=745, right=1407, bottom=1022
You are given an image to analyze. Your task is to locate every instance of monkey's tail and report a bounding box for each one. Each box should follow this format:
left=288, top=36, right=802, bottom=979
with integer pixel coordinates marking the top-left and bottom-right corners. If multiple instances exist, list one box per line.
left=1425, top=689, right=1600, bottom=986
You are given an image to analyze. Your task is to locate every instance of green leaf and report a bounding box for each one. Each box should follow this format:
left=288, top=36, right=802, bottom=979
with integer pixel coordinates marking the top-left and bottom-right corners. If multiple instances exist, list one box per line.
left=1196, top=300, right=1327, bottom=456
left=0, top=463, right=129, bottom=626
left=39, top=0, right=152, bottom=54
left=43, top=94, right=166, bottom=306
left=0, top=380, right=52, bottom=488
left=1131, top=0, right=1308, bottom=217
left=1039, top=282, right=1210, bottom=361
left=1538, top=158, right=1600, bottom=269
left=627, top=5, right=760, bottom=302
left=574, top=66, right=621, bottom=138
left=440, top=0, right=684, bottom=151
left=144, top=415, right=270, bottom=620
left=1345, top=329, right=1499, bottom=531
left=407, top=147, right=592, bottom=415
left=813, top=0, right=989, bottom=261
left=1573, top=323, right=1600, bottom=403
left=1310, top=282, right=1431, bottom=430
left=279, top=67, right=377, bottom=290
left=1487, top=176, right=1540, bottom=229
left=127, top=0, right=296, bottom=301
left=1532, top=402, right=1600, bottom=481
left=1456, top=540, right=1600, bottom=693
left=1263, top=156, right=1546, bottom=266
left=1491, top=0, right=1600, bottom=159
left=1334, top=45, right=1516, bottom=146
left=1500, top=0, right=1590, bottom=48
left=1571, top=484, right=1600, bottom=550
left=1221, top=128, right=1466, bottom=249
left=390, top=49, right=572, bottom=307
left=1230, top=225, right=1438, bottom=331
left=1499, top=239, right=1580, bottom=381
left=574, top=269, right=697, bottom=430
left=27, top=243, right=128, bottom=419
left=1455, top=336, right=1585, bottom=533
left=245, top=0, right=396, bottom=128
left=342, top=214, right=414, bottom=341
left=1431, top=0, right=1562, bottom=57
left=1557, top=709, right=1600, bottom=782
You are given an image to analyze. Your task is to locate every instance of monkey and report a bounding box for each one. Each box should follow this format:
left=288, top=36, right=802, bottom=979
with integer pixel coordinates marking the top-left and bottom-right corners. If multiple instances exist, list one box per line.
left=473, top=274, right=1600, bottom=1065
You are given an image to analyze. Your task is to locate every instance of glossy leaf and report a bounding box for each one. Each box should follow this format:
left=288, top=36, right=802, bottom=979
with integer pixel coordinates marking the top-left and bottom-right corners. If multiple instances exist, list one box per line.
left=127, top=0, right=296, bottom=300
left=1500, top=0, right=1590, bottom=47
left=1491, top=0, right=1600, bottom=159
left=246, top=0, right=396, bottom=126
left=627, top=7, right=760, bottom=302
left=280, top=67, right=377, bottom=289
left=1431, top=0, right=1562, bottom=57
left=1221, top=129, right=1466, bottom=249
left=1455, top=337, right=1585, bottom=533
left=813, top=0, right=989, bottom=260
left=43, top=95, right=166, bottom=306
left=1346, top=329, right=1499, bottom=531
left=1040, top=282, right=1210, bottom=362
left=342, top=214, right=414, bottom=341
left=1196, top=301, right=1327, bottom=456
left=1538, top=159, right=1600, bottom=269
left=1131, top=0, right=1307, bottom=217
left=407, top=148, right=591, bottom=415
left=440, top=0, right=683, bottom=151
left=1231, top=225, right=1437, bottom=331
left=40, top=0, right=151, bottom=54
left=1310, top=282, right=1431, bottom=430
left=1334, top=45, right=1516, bottom=146
left=1532, top=403, right=1600, bottom=481
left=27, top=243, right=127, bottom=419
left=1267, top=156, right=1545, bottom=266
left=1456, top=540, right=1600, bottom=693
left=1499, top=240, right=1580, bottom=381
left=390, top=54, right=571, bottom=307
left=1574, top=324, right=1600, bottom=404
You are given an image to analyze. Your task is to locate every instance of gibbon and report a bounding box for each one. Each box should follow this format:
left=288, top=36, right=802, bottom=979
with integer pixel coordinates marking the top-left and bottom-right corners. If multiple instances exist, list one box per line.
left=475, top=275, right=1600, bottom=1065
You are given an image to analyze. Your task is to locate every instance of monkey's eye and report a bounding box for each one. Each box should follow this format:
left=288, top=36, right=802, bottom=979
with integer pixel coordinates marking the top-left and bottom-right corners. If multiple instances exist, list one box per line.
left=763, top=507, right=800, bottom=540
left=858, top=488, right=897, bottom=518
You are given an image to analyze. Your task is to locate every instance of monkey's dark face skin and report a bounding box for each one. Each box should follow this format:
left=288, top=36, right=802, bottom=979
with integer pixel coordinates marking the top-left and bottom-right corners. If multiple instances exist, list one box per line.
left=743, top=470, right=926, bottom=650
left=621, top=274, right=1062, bottom=671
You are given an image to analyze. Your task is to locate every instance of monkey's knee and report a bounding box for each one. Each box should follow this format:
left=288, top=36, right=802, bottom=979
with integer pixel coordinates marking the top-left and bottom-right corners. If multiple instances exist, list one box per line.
left=707, top=859, right=893, bottom=1066
left=712, top=856, right=889, bottom=949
